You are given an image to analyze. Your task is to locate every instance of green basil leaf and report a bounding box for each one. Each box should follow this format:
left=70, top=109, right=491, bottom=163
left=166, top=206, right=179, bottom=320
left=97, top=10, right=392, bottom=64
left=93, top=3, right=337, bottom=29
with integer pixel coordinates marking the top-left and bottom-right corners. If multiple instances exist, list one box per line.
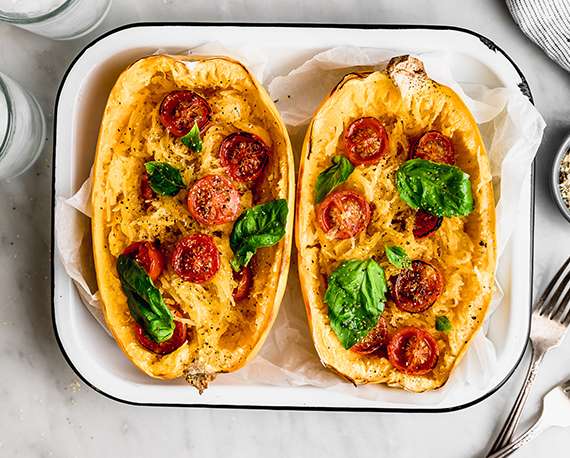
left=117, top=255, right=174, bottom=343
left=181, top=121, right=203, bottom=152
left=435, top=315, right=452, bottom=333
left=385, top=245, right=411, bottom=270
left=315, top=155, right=354, bottom=203
left=324, top=259, right=387, bottom=349
left=396, top=158, right=474, bottom=217
left=230, top=199, right=288, bottom=271
left=144, top=161, right=185, bottom=196
left=124, top=289, right=174, bottom=342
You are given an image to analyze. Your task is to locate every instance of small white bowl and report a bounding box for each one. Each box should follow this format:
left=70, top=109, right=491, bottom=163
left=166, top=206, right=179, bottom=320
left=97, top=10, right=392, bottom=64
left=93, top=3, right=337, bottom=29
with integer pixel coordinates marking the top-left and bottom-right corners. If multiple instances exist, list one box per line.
left=551, top=133, right=570, bottom=223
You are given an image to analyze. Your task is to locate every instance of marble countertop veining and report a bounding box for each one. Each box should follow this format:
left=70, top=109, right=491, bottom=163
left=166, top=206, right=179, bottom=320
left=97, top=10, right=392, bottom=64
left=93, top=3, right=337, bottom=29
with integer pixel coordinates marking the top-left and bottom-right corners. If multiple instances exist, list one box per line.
left=1, top=1, right=570, bottom=457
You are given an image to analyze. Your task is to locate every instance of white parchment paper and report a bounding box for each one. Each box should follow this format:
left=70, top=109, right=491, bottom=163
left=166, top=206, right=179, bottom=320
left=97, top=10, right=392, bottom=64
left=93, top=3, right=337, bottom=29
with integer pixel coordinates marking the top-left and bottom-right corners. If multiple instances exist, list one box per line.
left=54, top=45, right=546, bottom=405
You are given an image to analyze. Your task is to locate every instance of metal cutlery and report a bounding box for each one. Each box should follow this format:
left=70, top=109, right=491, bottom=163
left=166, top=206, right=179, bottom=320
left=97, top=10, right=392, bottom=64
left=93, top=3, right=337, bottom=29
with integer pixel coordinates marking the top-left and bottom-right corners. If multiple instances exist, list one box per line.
left=488, top=379, right=570, bottom=458
left=488, top=256, right=570, bottom=454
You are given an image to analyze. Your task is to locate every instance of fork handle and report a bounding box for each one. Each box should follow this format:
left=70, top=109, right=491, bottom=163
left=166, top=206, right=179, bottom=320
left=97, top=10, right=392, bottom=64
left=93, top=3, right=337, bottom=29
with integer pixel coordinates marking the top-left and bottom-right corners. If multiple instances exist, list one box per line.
left=488, top=342, right=545, bottom=454
left=487, top=418, right=546, bottom=458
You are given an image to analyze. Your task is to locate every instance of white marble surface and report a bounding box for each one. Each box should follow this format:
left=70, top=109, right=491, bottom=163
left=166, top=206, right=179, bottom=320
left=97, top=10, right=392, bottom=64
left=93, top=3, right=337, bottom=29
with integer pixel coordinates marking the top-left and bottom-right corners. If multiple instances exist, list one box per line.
left=1, top=1, right=570, bottom=457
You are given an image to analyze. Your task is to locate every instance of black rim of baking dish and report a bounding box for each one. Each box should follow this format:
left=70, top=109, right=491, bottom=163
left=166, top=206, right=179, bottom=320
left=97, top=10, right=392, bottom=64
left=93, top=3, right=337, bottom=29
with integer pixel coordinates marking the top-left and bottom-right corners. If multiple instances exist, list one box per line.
left=51, top=22, right=535, bottom=412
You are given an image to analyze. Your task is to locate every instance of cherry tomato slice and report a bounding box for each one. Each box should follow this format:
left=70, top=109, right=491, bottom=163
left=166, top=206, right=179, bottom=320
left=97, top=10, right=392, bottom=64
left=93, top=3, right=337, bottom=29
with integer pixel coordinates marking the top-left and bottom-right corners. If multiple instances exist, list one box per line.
left=159, top=90, right=211, bottom=137
left=388, top=327, right=439, bottom=375
left=343, top=117, right=389, bottom=166
left=123, top=241, right=164, bottom=282
left=412, top=131, right=455, bottom=165
left=393, top=260, right=444, bottom=313
left=232, top=265, right=253, bottom=301
left=413, top=210, right=443, bottom=239
left=170, top=234, right=220, bottom=283
left=187, top=175, right=241, bottom=226
left=351, top=317, right=388, bottom=355
left=317, top=189, right=371, bottom=239
left=219, top=132, right=269, bottom=183
left=135, top=318, right=187, bottom=355
left=140, top=172, right=155, bottom=203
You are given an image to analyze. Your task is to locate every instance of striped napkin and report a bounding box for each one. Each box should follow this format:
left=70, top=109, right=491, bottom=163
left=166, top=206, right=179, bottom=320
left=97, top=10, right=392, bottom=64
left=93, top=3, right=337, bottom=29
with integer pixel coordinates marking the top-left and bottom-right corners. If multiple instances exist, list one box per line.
left=507, top=0, right=570, bottom=72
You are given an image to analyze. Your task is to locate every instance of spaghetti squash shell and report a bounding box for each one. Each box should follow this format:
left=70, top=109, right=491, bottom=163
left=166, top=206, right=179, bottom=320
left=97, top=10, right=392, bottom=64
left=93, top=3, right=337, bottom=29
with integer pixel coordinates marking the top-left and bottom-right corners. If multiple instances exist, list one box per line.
left=92, top=55, right=294, bottom=390
left=296, top=56, right=496, bottom=392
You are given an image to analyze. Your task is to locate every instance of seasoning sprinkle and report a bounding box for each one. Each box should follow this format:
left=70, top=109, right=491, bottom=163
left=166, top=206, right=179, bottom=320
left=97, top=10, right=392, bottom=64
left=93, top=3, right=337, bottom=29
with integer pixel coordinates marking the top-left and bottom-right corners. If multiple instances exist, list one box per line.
left=560, top=149, right=570, bottom=209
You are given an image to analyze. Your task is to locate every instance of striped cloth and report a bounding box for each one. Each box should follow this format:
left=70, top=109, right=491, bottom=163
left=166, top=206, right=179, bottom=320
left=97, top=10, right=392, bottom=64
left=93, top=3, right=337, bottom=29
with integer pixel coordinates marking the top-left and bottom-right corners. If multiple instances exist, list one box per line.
left=507, top=0, right=570, bottom=72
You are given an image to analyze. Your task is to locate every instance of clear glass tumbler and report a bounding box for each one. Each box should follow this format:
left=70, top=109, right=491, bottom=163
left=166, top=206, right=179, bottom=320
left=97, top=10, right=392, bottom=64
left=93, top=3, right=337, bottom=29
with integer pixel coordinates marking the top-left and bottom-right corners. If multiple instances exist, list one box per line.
left=0, top=0, right=112, bottom=40
left=0, top=72, right=46, bottom=179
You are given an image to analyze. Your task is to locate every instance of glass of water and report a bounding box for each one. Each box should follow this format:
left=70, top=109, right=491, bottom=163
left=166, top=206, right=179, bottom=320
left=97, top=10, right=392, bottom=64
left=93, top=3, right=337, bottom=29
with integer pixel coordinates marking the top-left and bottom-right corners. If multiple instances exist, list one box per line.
left=0, top=72, right=46, bottom=179
left=0, top=0, right=112, bottom=40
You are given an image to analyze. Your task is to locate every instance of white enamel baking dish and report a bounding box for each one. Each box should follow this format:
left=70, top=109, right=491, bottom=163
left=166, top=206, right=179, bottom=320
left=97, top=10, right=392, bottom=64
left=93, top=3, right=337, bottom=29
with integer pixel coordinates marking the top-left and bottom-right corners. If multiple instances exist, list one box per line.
left=52, top=23, right=534, bottom=411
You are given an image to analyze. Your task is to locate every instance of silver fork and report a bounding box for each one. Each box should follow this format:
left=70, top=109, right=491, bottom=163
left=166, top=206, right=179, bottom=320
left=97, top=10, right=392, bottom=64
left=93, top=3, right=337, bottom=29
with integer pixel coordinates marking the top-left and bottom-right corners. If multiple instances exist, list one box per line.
left=488, top=255, right=570, bottom=455
left=487, top=379, right=570, bottom=458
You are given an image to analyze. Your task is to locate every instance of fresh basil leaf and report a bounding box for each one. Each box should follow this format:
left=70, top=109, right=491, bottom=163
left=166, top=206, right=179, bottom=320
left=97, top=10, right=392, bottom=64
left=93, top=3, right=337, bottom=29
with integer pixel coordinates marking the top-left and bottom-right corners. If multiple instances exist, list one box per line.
left=181, top=121, right=202, bottom=152
left=385, top=245, right=411, bottom=270
left=229, top=199, right=288, bottom=271
left=324, top=259, right=387, bottom=349
left=396, top=158, right=474, bottom=217
left=435, top=315, right=452, bottom=333
left=315, top=155, right=354, bottom=203
left=117, top=255, right=174, bottom=343
left=144, top=161, right=185, bottom=196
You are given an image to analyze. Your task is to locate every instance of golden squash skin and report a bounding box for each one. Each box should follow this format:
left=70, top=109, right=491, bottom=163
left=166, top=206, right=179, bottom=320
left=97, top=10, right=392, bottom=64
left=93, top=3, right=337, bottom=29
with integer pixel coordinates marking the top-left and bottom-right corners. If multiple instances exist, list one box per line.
left=296, top=56, right=496, bottom=392
left=92, top=55, right=294, bottom=391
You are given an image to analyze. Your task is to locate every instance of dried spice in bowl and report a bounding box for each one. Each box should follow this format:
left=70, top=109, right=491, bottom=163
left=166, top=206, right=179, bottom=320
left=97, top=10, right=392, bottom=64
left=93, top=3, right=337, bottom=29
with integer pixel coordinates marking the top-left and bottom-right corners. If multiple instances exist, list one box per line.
left=560, top=150, right=570, bottom=209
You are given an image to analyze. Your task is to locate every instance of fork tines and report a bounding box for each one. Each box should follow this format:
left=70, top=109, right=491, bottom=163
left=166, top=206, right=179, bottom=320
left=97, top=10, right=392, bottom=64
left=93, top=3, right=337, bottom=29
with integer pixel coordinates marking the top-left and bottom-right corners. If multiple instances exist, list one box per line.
left=535, top=256, right=570, bottom=324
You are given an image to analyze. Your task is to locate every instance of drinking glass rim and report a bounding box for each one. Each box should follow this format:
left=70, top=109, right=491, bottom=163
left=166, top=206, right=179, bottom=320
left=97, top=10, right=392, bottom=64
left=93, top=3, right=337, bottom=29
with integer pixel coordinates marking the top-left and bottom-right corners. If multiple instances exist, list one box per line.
left=0, top=0, right=78, bottom=24
left=0, top=75, right=13, bottom=161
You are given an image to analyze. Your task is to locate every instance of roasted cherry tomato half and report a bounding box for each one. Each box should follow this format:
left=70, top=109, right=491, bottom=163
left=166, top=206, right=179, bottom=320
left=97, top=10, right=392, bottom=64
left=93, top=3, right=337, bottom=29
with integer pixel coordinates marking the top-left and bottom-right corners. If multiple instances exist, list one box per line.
left=170, top=234, right=220, bottom=283
left=413, top=210, right=443, bottom=239
left=412, top=131, right=455, bottom=165
left=393, top=260, right=444, bottom=313
left=187, top=174, right=241, bottom=226
left=123, top=241, right=164, bottom=282
left=317, top=189, right=371, bottom=239
left=219, top=131, right=269, bottom=183
left=159, top=90, right=211, bottom=137
left=351, top=317, right=388, bottom=355
left=232, top=265, right=253, bottom=302
left=140, top=172, right=155, bottom=203
left=135, top=318, right=187, bottom=355
left=343, top=117, right=389, bottom=166
left=388, top=327, right=439, bottom=375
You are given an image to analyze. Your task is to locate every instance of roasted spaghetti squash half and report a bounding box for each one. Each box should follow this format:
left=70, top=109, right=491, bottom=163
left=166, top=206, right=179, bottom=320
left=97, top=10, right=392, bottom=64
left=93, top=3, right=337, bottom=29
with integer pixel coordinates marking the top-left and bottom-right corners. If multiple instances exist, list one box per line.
left=296, top=55, right=496, bottom=392
left=92, top=55, right=294, bottom=392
